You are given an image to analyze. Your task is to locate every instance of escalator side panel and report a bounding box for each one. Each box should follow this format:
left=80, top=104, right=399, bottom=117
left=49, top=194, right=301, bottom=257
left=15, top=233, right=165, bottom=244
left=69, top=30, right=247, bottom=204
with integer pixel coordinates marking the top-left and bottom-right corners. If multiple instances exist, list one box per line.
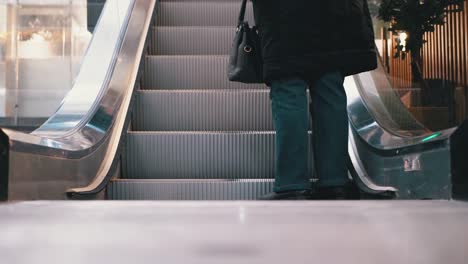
left=451, top=119, right=468, bottom=200
left=352, top=128, right=451, bottom=199
left=7, top=139, right=110, bottom=200
left=346, top=66, right=455, bottom=198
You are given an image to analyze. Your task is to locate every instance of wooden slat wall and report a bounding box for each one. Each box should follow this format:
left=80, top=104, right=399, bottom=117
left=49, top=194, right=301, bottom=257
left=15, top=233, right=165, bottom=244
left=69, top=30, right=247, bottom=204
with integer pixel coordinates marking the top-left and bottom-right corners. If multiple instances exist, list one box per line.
left=388, top=40, right=413, bottom=88
left=388, top=2, right=468, bottom=90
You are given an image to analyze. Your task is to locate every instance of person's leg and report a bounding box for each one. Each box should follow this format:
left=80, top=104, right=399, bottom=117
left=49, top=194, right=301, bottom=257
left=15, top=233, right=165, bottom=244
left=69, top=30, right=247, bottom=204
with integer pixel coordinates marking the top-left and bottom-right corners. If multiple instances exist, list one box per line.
left=309, top=72, right=349, bottom=187
left=270, top=78, right=311, bottom=193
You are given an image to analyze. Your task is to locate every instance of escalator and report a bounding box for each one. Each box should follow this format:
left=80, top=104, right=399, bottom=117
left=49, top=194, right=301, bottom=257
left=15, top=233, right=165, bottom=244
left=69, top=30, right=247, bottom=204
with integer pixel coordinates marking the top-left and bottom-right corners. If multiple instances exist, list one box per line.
left=104, top=0, right=390, bottom=200
left=108, top=0, right=276, bottom=199
left=0, top=0, right=467, bottom=201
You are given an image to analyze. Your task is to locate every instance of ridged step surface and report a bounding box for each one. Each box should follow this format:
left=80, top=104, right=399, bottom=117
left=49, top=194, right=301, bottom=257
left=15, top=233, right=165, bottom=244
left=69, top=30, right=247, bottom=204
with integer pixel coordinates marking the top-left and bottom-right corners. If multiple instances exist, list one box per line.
left=150, top=27, right=234, bottom=55
left=124, top=132, right=314, bottom=179
left=108, top=179, right=274, bottom=200
left=134, top=90, right=313, bottom=131
left=157, top=1, right=254, bottom=27
left=143, top=56, right=266, bottom=90
left=113, top=0, right=276, bottom=200
left=133, top=90, right=277, bottom=131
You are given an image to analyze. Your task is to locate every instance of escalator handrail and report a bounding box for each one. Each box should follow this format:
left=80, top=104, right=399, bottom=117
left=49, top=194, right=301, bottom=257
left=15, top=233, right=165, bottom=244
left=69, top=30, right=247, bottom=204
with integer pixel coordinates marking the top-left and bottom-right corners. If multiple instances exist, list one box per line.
left=0, top=0, right=157, bottom=199
left=0, top=0, right=136, bottom=157
left=346, top=63, right=456, bottom=152
left=33, top=0, right=135, bottom=139
left=347, top=127, right=398, bottom=195
left=67, top=0, right=158, bottom=197
left=345, top=58, right=455, bottom=195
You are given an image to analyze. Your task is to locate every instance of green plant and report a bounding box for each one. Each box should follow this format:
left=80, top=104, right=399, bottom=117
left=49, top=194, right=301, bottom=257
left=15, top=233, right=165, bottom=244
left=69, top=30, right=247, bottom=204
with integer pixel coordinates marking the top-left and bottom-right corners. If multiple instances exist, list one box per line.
left=378, top=0, right=464, bottom=83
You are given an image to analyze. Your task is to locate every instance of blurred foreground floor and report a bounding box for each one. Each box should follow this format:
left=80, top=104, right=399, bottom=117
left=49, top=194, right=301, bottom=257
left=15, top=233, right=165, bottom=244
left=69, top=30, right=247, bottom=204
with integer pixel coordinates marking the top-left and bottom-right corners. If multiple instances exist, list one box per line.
left=0, top=201, right=467, bottom=264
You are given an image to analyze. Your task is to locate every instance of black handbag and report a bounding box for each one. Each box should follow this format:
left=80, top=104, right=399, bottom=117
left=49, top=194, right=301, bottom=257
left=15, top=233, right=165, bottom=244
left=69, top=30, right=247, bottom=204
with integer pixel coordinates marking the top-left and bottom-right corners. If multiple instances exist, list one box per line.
left=227, top=0, right=263, bottom=84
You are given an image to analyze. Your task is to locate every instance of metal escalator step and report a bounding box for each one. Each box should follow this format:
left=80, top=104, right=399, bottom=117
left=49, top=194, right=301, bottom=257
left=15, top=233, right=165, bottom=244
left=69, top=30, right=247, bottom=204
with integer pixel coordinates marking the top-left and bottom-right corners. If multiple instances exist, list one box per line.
left=108, top=179, right=274, bottom=200
left=124, top=132, right=314, bottom=179
left=134, top=90, right=274, bottom=131
left=134, top=90, right=313, bottom=131
left=143, top=56, right=266, bottom=90
left=157, top=1, right=254, bottom=27
left=150, top=27, right=234, bottom=55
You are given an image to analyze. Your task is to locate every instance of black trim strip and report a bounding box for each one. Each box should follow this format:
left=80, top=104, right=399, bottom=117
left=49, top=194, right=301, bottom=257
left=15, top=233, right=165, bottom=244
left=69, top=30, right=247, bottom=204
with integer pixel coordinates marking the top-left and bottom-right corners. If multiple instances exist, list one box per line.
left=0, top=130, right=9, bottom=201
left=451, top=119, right=468, bottom=200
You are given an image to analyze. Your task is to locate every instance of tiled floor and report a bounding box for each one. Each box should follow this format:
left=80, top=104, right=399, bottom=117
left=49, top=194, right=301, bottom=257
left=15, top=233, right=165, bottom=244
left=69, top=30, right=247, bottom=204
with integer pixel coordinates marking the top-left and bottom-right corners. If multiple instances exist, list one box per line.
left=1, top=200, right=467, bottom=264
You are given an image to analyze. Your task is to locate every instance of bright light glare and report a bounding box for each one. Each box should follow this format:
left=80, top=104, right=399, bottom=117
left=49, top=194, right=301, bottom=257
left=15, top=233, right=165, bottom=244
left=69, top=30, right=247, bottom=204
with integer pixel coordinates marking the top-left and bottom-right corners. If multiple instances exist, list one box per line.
left=422, top=132, right=442, bottom=142
left=398, top=32, right=408, bottom=51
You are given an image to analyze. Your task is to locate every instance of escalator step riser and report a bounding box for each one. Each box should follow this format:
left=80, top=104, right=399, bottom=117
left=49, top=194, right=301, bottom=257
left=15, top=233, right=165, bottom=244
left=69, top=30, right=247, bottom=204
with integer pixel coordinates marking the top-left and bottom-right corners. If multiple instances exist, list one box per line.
left=108, top=180, right=274, bottom=200
left=134, top=90, right=279, bottom=131
left=124, top=132, right=314, bottom=179
left=150, top=27, right=234, bottom=55
left=157, top=1, right=254, bottom=27
left=135, top=90, right=313, bottom=131
left=143, top=56, right=266, bottom=90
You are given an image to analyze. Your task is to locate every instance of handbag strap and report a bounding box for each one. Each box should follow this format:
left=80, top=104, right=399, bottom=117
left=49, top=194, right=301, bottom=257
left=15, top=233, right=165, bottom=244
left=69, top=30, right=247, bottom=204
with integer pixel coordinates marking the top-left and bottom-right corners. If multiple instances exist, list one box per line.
left=237, top=0, right=248, bottom=25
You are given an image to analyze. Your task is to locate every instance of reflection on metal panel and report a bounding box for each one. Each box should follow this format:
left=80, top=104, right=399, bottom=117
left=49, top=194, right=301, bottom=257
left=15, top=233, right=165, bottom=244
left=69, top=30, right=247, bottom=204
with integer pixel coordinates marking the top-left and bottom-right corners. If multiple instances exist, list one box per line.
left=33, top=0, right=134, bottom=137
left=0, top=0, right=156, bottom=200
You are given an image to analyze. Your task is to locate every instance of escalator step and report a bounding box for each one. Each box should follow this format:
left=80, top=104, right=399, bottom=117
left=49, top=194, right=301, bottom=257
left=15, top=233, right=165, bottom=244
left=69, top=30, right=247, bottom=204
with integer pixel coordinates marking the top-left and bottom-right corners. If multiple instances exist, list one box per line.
left=134, top=90, right=313, bottom=131
left=150, top=26, right=234, bottom=55
left=157, top=1, right=254, bottom=27
left=111, top=0, right=301, bottom=200
left=134, top=90, right=276, bottom=131
left=143, top=55, right=265, bottom=90
left=108, top=179, right=274, bottom=200
left=124, top=132, right=314, bottom=179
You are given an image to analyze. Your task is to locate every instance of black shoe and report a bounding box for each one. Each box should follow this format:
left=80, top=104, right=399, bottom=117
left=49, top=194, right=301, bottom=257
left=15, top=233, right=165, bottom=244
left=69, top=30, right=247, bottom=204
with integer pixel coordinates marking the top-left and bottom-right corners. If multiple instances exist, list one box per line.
left=259, top=189, right=318, bottom=200
left=317, top=182, right=361, bottom=200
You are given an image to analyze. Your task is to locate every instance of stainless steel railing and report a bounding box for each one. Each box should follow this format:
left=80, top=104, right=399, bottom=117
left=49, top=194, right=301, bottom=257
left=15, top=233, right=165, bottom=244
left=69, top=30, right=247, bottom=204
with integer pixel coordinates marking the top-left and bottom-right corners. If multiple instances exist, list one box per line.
left=0, top=0, right=156, bottom=200
left=346, top=57, right=456, bottom=199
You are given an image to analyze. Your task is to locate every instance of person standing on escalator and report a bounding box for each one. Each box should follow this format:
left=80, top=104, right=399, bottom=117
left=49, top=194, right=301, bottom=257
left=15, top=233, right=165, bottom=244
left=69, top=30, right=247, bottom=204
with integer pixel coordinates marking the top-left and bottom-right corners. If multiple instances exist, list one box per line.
left=253, top=0, right=378, bottom=199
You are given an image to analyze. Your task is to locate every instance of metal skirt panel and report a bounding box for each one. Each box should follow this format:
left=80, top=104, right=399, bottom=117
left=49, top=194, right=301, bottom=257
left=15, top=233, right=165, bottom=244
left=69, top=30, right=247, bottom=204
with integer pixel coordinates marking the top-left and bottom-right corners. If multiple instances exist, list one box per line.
left=143, top=55, right=267, bottom=90
left=124, top=132, right=314, bottom=179
left=157, top=1, right=254, bottom=27
left=108, top=179, right=274, bottom=200
left=150, top=26, right=234, bottom=55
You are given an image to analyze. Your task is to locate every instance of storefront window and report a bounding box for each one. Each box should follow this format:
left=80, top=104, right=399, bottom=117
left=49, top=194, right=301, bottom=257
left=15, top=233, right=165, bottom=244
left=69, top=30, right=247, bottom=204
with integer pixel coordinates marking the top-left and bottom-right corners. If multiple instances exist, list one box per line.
left=0, top=0, right=91, bottom=128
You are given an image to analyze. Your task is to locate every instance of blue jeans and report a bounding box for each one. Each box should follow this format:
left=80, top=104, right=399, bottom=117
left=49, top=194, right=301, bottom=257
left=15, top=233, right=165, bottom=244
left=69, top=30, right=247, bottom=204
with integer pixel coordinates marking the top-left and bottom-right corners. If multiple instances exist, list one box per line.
left=270, top=72, right=349, bottom=192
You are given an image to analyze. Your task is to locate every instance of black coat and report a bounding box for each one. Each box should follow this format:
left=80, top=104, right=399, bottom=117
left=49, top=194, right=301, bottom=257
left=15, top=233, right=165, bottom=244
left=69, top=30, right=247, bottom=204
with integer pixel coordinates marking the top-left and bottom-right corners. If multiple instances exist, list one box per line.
left=252, top=0, right=378, bottom=82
